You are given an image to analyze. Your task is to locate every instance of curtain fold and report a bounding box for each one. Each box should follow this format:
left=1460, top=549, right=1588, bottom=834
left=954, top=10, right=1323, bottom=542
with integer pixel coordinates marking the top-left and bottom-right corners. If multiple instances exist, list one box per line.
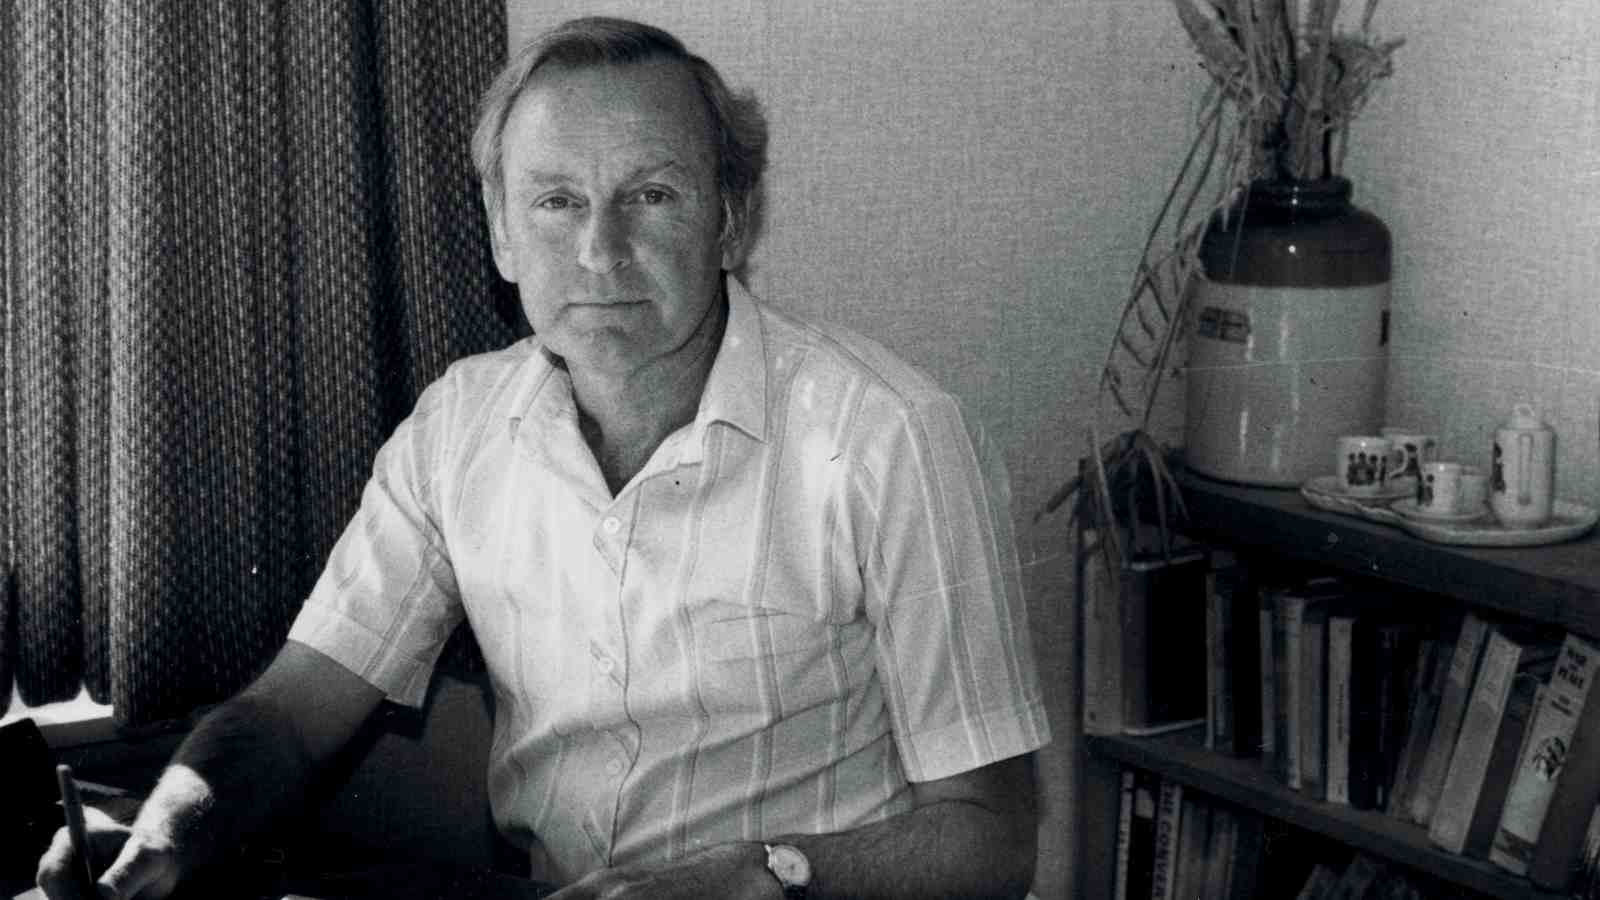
left=3, top=0, right=518, bottom=726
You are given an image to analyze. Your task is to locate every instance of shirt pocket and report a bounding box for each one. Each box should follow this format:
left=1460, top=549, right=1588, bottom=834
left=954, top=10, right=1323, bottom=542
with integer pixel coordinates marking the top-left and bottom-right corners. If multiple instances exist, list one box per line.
left=697, top=607, right=832, bottom=663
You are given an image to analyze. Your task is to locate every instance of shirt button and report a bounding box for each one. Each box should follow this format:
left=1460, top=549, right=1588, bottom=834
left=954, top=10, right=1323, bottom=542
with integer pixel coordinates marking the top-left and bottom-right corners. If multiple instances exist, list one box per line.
left=595, top=656, right=615, bottom=675
left=606, top=759, right=624, bottom=776
left=601, top=516, right=621, bottom=535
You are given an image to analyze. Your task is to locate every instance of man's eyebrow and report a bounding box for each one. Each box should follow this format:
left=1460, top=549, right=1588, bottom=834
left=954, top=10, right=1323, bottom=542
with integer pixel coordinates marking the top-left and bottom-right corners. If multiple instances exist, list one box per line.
left=515, top=161, right=694, bottom=189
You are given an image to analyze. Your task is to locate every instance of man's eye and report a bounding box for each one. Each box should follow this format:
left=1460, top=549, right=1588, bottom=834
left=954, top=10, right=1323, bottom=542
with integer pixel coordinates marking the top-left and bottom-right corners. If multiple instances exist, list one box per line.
left=637, top=188, right=671, bottom=205
left=537, top=195, right=577, bottom=211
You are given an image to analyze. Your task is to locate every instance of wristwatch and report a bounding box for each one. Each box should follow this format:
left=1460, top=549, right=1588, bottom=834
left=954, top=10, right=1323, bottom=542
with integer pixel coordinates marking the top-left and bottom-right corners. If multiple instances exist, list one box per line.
left=763, top=842, right=812, bottom=899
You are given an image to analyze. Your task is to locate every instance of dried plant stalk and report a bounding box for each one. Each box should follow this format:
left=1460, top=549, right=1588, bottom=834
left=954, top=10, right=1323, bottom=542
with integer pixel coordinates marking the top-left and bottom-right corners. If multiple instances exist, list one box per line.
left=1040, top=0, right=1403, bottom=560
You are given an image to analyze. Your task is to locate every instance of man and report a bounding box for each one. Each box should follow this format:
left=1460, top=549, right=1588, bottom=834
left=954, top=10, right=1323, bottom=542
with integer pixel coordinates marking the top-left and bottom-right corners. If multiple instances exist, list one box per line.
left=38, top=17, right=1049, bottom=900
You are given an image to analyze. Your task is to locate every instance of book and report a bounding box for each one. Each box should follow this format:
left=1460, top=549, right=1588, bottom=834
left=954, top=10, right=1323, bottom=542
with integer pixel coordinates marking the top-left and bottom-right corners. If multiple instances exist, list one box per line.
left=1293, top=863, right=1339, bottom=900
left=1081, top=529, right=1124, bottom=736
left=1385, top=635, right=1450, bottom=819
left=1327, top=853, right=1384, bottom=900
left=1459, top=673, right=1544, bottom=858
left=1272, top=587, right=1305, bottom=789
left=1170, top=794, right=1211, bottom=900
left=1259, top=588, right=1279, bottom=771
left=1205, top=565, right=1233, bottom=753
left=1406, top=611, right=1491, bottom=826
left=1429, top=628, right=1556, bottom=855
left=1531, top=655, right=1600, bottom=890
left=1569, top=804, right=1600, bottom=900
left=1372, top=620, right=1426, bottom=811
left=1202, top=803, right=1237, bottom=900
left=1224, top=809, right=1265, bottom=900
left=1325, top=611, right=1356, bottom=805
left=1150, top=778, right=1185, bottom=900
left=1123, top=769, right=1161, bottom=900
left=1492, top=633, right=1600, bottom=875
left=1081, top=535, right=1209, bottom=737
left=1205, top=563, right=1262, bottom=758
left=1114, top=769, right=1137, bottom=900
left=1299, top=589, right=1336, bottom=799
left=1346, top=614, right=1422, bottom=811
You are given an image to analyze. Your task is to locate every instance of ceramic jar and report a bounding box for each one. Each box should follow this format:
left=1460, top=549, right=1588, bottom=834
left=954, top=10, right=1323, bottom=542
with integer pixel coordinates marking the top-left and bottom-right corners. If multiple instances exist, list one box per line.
left=1184, top=178, right=1391, bottom=486
left=1491, top=403, right=1556, bottom=528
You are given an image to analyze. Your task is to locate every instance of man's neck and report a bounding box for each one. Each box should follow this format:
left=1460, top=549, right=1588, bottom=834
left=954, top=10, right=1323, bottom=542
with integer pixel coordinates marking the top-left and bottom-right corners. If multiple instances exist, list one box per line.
left=569, top=288, right=728, bottom=494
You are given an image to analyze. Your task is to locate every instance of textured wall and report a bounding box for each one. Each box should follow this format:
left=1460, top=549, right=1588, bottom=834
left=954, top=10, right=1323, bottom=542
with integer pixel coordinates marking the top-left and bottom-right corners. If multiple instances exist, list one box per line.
left=1344, top=1, right=1600, bottom=505
left=505, top=4, right=1196, bottom=897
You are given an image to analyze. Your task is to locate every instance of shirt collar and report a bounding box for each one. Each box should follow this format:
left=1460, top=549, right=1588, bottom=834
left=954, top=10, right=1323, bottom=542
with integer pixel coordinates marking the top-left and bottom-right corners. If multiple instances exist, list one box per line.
left=693, top=275, right=768, bottom=444
left=505, top=275, right=770, bottom=449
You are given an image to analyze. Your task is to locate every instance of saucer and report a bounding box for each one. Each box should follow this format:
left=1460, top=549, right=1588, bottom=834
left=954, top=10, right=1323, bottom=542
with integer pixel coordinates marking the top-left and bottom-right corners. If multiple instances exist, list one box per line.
left=1304, top=475, right=1412, bottom=503
left=1391, top=498, right=1488, bottom=524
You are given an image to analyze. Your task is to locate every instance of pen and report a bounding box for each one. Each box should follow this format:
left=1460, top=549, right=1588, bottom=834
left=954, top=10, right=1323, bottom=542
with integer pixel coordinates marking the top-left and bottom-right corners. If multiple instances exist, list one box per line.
left=56, top=763, right=99, bottom=895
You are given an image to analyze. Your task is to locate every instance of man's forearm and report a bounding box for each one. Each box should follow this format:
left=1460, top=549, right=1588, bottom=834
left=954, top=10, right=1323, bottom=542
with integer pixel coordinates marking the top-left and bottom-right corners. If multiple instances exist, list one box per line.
left=129, top=693, right=317, bottom=876
left=779, top=792, right=1037, bottom=900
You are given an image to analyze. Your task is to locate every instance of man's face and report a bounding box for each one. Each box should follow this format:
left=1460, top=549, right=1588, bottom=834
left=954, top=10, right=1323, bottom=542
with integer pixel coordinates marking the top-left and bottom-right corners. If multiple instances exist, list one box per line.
left=489, top=60, right=730, bottom=377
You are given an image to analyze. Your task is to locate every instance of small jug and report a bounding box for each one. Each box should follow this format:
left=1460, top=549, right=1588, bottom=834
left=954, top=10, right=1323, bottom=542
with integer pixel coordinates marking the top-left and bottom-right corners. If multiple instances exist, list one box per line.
left=1491, top=403, right=1555, bottom=528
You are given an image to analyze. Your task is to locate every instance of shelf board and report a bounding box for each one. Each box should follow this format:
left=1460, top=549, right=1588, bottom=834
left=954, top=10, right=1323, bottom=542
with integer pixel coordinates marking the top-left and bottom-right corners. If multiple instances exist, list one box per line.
left=1176, top=473, right=1600, bottom=640
left=1087, top=728, right=1571, bottom=900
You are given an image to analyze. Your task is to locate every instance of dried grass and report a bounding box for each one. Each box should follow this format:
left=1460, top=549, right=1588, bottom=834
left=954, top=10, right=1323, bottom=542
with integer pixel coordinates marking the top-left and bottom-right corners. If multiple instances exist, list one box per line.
left=1039, top=1, right=1402, bottom=569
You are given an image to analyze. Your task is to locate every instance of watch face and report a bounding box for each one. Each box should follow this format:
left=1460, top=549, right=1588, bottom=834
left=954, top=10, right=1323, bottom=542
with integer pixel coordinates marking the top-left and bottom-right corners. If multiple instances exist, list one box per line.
left=768, top=843, right=812, bottom=885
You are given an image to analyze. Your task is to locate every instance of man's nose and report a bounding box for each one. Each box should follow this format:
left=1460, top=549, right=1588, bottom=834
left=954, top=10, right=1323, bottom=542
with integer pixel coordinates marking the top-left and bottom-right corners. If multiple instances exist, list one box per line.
left=577, top=207, right=630, bottom=273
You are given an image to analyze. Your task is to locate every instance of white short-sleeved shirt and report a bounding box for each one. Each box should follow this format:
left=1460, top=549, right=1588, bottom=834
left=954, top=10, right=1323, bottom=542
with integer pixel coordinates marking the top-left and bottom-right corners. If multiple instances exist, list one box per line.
left=288, top=278, right=1051, bottom=884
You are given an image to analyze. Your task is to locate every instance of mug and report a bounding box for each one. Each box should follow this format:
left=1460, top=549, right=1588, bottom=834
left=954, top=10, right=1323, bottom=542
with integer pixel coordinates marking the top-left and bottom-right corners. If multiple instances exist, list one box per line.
left=1335, top=435, right=1399, bottom=497
left=1380, top=427, right=1437, bottom=491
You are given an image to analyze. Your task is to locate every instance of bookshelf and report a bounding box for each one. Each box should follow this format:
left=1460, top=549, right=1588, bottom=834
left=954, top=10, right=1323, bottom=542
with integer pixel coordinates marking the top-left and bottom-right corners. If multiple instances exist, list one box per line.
left=1078, top=472, right=1600, bottom=900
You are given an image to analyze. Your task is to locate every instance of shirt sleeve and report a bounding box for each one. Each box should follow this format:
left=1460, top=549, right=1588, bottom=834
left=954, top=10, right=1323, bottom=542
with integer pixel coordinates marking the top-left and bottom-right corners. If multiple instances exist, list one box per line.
left=854, top=389, right=1052, bottom=782
left=287, top=378, right=466, bottom=708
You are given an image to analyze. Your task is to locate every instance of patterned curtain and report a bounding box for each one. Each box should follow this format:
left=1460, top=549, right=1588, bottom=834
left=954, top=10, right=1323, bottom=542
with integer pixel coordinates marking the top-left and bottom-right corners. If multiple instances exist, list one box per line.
left=1, top=1, right=521, bottom=726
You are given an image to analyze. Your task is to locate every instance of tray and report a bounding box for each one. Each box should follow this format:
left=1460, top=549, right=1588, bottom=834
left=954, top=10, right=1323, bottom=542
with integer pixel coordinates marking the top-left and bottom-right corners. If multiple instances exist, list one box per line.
left=1300, top=482, right=1598, bottom=547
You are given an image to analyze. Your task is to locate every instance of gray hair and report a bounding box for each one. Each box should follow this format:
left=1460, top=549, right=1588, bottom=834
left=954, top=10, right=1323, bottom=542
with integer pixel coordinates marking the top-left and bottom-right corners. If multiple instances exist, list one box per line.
left=471, top=17, right=769, bottom=260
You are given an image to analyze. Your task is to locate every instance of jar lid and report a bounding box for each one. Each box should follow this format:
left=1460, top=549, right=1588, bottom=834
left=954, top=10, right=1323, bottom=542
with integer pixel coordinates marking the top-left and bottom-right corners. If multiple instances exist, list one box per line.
left=1503, top=402, right=1547, bottom=430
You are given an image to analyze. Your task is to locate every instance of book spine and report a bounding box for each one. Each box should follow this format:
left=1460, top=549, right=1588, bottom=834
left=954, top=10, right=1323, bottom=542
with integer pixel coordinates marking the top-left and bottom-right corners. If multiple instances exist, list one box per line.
left=1205, top=804, right=1238, bottom=900
left=1491, top=634, right=1600, bottom=875
left=1150, top=779, right=1184, bottom=900
left=1462, top=675, right=1543, bottom=858
left=1408, top=612, right=1490, bottom=826
left=1294, top=863, right=1339, bottom=900
left=1171, top=795, right=1211, bottom=900
left=1301, top=604, right=1329, bottom=800
left=1530, top=663, right=1600, bottom=889
left=1225, top=812, right=1265, bottom=900
left=1081, top=529, right=1123, bottom=736
left=1206, top=571, right=1230, bottom=751
left=1325, top=614, right=1355, bottom=805
left=1123, top=552, right=1210, bottom=735
left=1258, top=591, right=1278, bottom=770
left=1126, top=769, right=1160, bottom=900
left=1226, top=573, right=1263, bottom=758
left=1278, top=592, right=1305, bottom=789
left=1429, top=630, right=1521, bottom=855
left=1374, top=624, right=1423, bottom=810
left=1386, top=637, right=1447, bottom=818
left=1114, top=769, right=1135, bottom=900
left=1347, top=617, right=1384, bottom=810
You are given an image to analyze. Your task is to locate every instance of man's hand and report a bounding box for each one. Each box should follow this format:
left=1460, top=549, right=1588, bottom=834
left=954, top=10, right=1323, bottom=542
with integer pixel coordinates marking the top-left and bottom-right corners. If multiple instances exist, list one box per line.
left=547, top=842, right=777, bottom=900
left=35, top=804, right=182, bottom=900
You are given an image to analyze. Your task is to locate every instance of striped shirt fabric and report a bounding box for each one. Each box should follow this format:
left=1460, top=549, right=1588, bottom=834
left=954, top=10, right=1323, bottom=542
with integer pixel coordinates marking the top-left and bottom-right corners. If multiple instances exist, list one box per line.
left=288, top=277, right=1051, bottom=884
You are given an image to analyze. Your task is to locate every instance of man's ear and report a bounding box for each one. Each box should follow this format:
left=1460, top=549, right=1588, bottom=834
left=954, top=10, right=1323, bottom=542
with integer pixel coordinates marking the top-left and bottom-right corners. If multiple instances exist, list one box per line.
left=486, top=193, right=515, bottom=283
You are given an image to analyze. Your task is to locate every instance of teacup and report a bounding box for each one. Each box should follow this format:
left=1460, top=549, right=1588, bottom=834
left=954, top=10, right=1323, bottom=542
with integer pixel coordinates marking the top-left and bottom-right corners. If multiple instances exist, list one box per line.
left=1418, top=461, right=1488, bottom=517
left=1380, top=427, right=1437, bottom=492
left=1335, top=435, right=1399, bottom=497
